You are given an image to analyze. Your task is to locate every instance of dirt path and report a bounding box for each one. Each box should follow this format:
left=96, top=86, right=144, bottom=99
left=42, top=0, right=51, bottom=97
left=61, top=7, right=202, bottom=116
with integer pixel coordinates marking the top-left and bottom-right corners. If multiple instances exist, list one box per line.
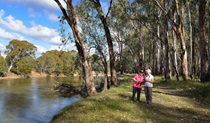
left=149, top=83, right=210, bottom=123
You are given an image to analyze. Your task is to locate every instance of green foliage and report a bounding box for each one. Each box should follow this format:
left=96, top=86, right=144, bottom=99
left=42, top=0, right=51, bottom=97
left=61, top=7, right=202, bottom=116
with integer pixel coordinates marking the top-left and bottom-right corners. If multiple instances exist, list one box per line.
left=36, top=50, right=79, bottom=76
left=90, top=54, right=104, bottom=75
left=76, top=0, right=108, bottom=77
left=190, top=84, right=210, bottom=103
left=0, top=54, right=7, bottom=76
left=5, top=39, right=37, bottom=75
left=5, top=39, right=37, bottom=62
left=11, top=56, right=35, bottom=76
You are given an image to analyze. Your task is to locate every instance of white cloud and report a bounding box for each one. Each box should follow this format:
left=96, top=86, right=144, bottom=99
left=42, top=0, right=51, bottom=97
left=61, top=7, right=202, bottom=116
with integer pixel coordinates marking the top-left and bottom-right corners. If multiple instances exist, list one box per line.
left=0, top=28, right=24, bottom=40
left=34, top=44, right=47, bottom=57
left=35, top=43, right=77, bottom=57
left=0, top=43, right=6, bottom=57
left=0, top=0, right=66, bottom=11
left=1, top=0, right=65, bottom=22
left=61, top=43, right=77, bottom=51
left=35, top=45, right=47, bottom=54
left=44, top=10, right=59, bottom=22
left=49, top=42, right=77, bottom=52
left=28, top=8, right=40, bottom=18
left=0, top=9, right=62, bottom=45
left=49, top=45, right=60, bottom=51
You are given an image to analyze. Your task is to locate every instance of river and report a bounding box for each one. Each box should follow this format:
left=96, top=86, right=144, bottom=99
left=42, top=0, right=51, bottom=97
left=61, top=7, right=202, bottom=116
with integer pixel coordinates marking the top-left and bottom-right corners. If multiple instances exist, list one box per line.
left=0, top=77, right=82, bottom=123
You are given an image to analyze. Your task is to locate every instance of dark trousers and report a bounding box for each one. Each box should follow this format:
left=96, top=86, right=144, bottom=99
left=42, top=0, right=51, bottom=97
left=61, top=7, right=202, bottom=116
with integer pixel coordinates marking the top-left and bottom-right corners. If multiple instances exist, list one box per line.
left=144, top=87, right=152, bottom=104
left=132, top=86, right=142, bottom=101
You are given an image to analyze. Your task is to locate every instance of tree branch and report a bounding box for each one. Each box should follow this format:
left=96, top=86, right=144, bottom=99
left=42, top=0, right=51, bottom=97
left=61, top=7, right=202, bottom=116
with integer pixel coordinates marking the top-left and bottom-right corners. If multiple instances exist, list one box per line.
left=54, top=0, right=72, bottom=27
left=153, top=0, right=167, bottom=13
left=152, top=0, right=178, bottom=27
left=130, top=18, right=164, bottom=44
left=105, top=0, right=113, bottom=19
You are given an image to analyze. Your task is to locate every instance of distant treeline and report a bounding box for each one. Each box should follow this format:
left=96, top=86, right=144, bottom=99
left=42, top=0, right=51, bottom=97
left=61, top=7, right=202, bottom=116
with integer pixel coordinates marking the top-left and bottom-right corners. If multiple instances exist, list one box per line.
left=0, top=40, right=80, bottom=77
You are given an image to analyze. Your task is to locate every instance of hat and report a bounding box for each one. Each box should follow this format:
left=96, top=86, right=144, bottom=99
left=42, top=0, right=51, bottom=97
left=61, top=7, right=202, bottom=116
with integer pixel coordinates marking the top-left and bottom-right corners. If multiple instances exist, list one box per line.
left=146, top=69, right=151, bottom=73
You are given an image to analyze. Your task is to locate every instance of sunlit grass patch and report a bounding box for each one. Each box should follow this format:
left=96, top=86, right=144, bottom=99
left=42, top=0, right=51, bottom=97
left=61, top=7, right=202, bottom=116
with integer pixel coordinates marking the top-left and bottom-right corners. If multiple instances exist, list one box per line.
left=51, top=75, right=210, bottom=123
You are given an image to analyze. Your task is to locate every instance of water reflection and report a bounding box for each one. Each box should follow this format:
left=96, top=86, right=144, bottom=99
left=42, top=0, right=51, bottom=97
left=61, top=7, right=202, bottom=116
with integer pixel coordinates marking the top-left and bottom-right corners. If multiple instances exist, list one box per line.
left=0, top=77, right=82, bottom=123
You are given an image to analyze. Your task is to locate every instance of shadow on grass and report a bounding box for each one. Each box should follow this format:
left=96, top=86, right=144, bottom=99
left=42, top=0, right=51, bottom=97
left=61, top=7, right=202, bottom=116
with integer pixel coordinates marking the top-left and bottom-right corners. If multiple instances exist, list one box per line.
left=155, top=80, right=210, bottom=104
left=118, top=92, right=210, bottom=123
left=142, top=102, right=210, bottom=123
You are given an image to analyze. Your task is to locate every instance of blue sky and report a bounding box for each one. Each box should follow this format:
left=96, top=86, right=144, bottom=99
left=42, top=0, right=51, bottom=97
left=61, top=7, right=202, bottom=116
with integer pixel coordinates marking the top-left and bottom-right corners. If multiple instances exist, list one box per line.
left=0, top=0, right=109, bottom=58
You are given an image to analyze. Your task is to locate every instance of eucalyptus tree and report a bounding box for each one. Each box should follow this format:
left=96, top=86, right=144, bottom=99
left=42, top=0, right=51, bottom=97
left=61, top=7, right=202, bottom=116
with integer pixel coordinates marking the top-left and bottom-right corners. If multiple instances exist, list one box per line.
left=36, top=50, right=62, bottom=75
left=0, top=54, right=7, bottom=76
left=89, top=0, right=118, bottom=86
left=60, top=50, right=77, bottom=76
left=54, top=0, right=96, bottom=95
left=153, top=0, right=189, bottom=80
left=208, top=1, right=210, bottom=76
left=16, top=56, right=35, bottom=76
left=199, top=0, right=209, bottom=81
left=76, top=0, right=110, bottom=90
left=110, top=0, right=135, bottom=73
left=5, top=39, right=37, bottom=73
left=184, top=0, right=199, bottom=79
left=36, top=50, right=76, bottom=76
left=163, top=0, right=171, bottom=80
left=109, top=0, right=145, bottom=73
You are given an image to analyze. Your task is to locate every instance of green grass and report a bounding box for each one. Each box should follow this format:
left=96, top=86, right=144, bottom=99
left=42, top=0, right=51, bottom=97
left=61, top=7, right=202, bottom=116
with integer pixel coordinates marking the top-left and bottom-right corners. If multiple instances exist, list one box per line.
left=158, top=77, right=210, bottom=103
left=51, top=75, right=210, bottom=123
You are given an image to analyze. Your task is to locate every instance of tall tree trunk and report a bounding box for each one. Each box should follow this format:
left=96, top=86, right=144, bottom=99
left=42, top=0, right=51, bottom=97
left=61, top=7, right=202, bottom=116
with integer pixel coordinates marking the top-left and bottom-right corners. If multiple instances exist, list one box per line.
left=90, top=0, right=117, bottom=86
left=160, top=38, right=165, bottom=75
left=54, top=0, right=96, bottom=95
left=199, top=0, right=208, bottom=82
left=164, top=0, right=171, bottom=81
left=103, top=61, right=108, bottom=90
left=175, top=0, right=188, bottom=80
left=156, top=41, right=160, bottom=74
left=152, top=39, right=156, bottom=74
left=172, top=14, right=178, bottom=77
left=138, top=24, right=144, bottom=70
left=156, top=12, right=161, bottom=74
left=119, top=41, right=123, bottom=74
left=208, top=1, right=210, bottom=77
left=93, top=35, right=109, bottom=90
left=191, top=13, right=197, bottom=78
left=188, top=3, right=193, bottom=79
left=116, top=33, right=123, bottom=74
left=8, top=63, right=13, bottom=72
left=172, top=29, right=179, bottom=81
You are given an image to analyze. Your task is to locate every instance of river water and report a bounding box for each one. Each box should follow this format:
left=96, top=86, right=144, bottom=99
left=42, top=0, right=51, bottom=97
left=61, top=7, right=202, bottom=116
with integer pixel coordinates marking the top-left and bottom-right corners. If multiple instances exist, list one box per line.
left=0, top=77, right=82, bottom=123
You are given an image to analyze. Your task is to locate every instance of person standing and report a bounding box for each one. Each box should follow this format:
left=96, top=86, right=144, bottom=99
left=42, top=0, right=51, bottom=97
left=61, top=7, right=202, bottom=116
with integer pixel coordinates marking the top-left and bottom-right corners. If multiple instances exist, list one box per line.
left=144, top=69, right=154, bottom=104
left=131, top=70, right=144, bottom=103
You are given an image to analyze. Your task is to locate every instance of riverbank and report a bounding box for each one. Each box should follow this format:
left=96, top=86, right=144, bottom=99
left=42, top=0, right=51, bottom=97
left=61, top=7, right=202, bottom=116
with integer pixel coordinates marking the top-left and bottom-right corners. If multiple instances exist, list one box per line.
left=0, top=71, right=68, bottom=79
left=51, top=76, right=210, bottom=123
left=0, top=71, right=103, bottom=80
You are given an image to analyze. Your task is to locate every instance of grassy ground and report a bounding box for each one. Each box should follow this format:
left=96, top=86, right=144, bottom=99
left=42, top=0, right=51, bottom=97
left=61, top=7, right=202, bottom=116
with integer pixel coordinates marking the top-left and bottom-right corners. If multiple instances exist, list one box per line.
left=51, top=75, right=210, bottom=123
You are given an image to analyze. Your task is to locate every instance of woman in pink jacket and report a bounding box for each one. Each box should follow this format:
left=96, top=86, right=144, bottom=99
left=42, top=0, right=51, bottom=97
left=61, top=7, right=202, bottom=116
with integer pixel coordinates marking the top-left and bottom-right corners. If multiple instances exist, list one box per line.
left=131, top=70, right=144, bottom=102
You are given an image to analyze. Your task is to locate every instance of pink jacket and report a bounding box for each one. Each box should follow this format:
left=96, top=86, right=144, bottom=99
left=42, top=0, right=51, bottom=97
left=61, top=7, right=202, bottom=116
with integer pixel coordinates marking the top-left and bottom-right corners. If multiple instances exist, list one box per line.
left=133, top=74, right=144, bottom=88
